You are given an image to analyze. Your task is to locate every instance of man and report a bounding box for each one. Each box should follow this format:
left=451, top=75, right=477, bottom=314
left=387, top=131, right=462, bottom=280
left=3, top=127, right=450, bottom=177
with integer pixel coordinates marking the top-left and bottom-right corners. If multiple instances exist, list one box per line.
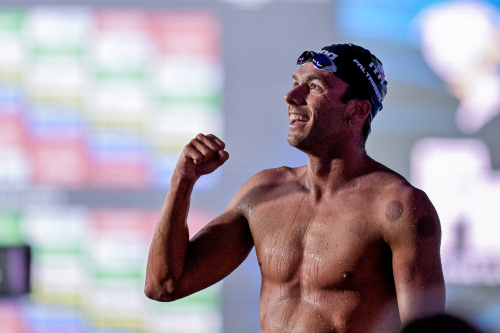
left=145, top=43, right=446, bottom=333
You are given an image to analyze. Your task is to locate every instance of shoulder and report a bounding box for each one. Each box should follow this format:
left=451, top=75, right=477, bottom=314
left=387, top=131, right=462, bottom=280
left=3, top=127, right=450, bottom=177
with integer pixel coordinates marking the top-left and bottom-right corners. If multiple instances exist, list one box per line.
left=367, top=168, right=441, bottom=246
left=227, top=165, right=306, bottom=211
left=241, top=165, right=305, bottom=189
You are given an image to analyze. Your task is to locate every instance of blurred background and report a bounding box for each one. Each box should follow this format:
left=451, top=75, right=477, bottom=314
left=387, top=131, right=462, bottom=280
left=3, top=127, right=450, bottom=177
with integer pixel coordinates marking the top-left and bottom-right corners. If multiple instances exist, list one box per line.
left=0, top=0, right=499, bottom=332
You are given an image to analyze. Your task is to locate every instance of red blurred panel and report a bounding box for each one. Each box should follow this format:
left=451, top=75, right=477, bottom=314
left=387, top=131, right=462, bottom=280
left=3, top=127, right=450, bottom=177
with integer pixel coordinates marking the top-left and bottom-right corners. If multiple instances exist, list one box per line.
left=94, top=9, right=152, bottom=34
left=90, top=208, right=158, bottom=240
left=0, top=113, right=28, bottom=149
left=186, top=210, right=214, bottom=237
left=89, top=208, right=212, bottom=240
left=151, top=12, right=220, bottom=59
left=0, top=301, right=28, bottom=333
left=90, top=160, right=149, bottom=189
left=30, top=138, right=90, bottom=187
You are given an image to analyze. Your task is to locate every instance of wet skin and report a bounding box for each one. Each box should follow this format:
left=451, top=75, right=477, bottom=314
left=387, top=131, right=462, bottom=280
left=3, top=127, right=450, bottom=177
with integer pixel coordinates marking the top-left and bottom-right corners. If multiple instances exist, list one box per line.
left=145, top=63, right=446, bottom=332
left=239, top=164, right=439, bottom=333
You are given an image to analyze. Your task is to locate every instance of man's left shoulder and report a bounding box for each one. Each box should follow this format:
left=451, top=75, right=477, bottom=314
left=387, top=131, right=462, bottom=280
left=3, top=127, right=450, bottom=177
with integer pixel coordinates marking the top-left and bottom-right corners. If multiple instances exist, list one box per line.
left=380, top=174, right=435, bottom=217
left=366, top=168, right=440, bottom=235
left=364, top=166, right=412, bottom=201
left=366, top=164, right=428, bottom=205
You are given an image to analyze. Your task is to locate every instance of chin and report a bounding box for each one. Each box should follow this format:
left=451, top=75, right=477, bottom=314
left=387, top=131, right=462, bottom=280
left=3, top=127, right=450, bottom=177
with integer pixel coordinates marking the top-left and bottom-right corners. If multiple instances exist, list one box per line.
left=287, top=135, right=300, bottom=148
left=287, top=136, right=308, bottom=151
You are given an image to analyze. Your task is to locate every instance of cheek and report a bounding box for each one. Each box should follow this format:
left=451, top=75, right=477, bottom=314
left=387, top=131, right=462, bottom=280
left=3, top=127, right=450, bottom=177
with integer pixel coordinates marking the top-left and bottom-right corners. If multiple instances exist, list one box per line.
left=307, top=94, right=345, bottom=124
left=314, top=101, right=344, bottom=123
left=309, top=98, right=331, bottom=116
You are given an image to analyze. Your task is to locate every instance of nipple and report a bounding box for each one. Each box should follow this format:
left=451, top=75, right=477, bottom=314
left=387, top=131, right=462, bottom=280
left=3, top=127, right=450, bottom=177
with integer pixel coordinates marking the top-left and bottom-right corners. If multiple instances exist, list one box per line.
left=341, top=271, right=352, bottom=281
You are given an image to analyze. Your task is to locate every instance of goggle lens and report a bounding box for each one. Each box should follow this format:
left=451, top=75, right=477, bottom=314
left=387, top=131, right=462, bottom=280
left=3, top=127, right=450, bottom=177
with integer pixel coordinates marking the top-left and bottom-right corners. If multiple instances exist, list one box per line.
left=296, top=51, right=336, bottom=72
left=296, top=51, right=315, bottom=65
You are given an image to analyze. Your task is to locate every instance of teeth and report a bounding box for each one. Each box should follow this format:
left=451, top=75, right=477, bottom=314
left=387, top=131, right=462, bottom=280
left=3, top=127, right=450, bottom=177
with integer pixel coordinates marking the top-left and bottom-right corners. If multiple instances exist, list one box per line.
left=289, top=114, right=308, bottom=122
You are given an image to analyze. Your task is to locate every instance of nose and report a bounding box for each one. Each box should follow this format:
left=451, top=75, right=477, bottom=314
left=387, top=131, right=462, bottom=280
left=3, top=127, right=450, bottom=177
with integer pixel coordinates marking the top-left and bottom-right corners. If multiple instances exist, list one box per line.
left=284, top=85, right=306, bottom=105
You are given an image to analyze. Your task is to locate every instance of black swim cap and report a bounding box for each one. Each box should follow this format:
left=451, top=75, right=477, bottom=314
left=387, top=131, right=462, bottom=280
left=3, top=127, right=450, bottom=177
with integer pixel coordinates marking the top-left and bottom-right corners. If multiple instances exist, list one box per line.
left=297, top=43, right=388, bottom=121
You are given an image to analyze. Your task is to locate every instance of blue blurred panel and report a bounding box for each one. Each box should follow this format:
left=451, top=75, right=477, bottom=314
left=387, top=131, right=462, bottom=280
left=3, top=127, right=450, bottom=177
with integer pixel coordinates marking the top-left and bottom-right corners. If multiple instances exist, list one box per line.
left=27, top=107, right=86, bottom=139
left=335, top=0, right=454, bottom=42
left=0, top=85, right=24, bottom=111
left=25, top=304, right=89, bottom=333
left=476, top=300, right=500, bottom=332
left=90, top=132, right=145, bottom=161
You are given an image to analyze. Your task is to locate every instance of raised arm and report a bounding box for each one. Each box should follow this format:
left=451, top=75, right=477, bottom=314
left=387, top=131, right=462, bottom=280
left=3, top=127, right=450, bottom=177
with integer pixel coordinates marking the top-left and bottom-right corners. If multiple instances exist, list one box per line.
left=144, top=134, right=254, bottom=302
left=388, top=187, right=446, bottom=324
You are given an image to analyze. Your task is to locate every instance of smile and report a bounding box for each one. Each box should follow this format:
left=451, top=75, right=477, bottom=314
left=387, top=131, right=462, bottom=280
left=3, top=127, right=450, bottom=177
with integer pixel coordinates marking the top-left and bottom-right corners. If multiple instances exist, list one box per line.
left=289, top=114, right=310, bottom=124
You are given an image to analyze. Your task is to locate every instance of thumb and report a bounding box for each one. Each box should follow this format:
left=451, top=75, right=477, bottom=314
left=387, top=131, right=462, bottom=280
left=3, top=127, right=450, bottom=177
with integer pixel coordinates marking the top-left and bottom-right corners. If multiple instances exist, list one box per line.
left=217, top=149, right=229, bottom=163
left=198, top=149, right=229, bottom=175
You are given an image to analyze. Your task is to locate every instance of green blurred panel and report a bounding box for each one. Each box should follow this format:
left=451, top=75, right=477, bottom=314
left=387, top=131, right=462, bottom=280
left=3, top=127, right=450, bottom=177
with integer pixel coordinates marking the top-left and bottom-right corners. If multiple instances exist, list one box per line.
left=0, top=9, right=25, bottom=32
left=92, top=269, right=144, bottom=283
left=31, top=45, right=86, bottom=58
left=95, top=69, right=148, bottom=82
left=32, top=244, right=84, bottom=257
left=176, top=292, right=220, bottom=309
left=0, top=210, right=24, bottom=246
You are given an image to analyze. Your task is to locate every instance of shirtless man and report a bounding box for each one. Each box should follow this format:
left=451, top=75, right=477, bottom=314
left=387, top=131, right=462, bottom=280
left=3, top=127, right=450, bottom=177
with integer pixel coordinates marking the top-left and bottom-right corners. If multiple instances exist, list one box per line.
left=145, top=43, right=446, bottom=333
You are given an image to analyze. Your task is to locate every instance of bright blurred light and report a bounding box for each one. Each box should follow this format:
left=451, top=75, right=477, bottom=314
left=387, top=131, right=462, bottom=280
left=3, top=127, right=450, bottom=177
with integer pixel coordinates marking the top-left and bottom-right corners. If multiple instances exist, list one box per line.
left=417, top=1, right=500, bottom=133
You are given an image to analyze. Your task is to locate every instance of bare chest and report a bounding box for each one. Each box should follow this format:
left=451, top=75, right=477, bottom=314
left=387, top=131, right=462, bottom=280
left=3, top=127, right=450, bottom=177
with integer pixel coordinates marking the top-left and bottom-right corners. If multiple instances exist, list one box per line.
left=249, top=193, right=389, bottom=289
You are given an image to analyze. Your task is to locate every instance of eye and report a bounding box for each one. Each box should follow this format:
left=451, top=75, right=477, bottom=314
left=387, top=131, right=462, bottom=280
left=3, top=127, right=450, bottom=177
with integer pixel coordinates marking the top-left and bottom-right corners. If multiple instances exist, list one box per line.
left=309, top=82, right=324, bottom=92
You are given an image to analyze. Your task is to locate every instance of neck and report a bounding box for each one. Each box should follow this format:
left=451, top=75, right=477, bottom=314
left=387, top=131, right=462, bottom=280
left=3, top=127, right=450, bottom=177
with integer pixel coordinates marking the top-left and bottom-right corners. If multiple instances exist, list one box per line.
left=304, top=146, right=372, bottom=200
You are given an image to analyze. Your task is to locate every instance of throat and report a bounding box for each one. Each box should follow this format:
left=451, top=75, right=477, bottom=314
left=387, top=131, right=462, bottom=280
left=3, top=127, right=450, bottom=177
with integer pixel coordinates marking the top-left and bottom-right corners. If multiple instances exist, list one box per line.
left=304, top=158, right=372, bottom=198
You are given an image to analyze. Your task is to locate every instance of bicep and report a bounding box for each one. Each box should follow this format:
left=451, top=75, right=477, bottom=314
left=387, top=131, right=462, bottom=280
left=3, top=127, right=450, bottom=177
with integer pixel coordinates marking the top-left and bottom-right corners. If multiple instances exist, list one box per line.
left=176, top=209, right=254, bottom=297
left=391, top=200, right=446, bottom=323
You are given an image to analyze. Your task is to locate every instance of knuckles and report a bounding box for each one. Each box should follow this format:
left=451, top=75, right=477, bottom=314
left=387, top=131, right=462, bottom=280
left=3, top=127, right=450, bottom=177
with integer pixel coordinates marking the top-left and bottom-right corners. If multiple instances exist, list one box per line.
left=183, top=134, right=226, bottom=164
left=176, top=134, right=228, bottom=178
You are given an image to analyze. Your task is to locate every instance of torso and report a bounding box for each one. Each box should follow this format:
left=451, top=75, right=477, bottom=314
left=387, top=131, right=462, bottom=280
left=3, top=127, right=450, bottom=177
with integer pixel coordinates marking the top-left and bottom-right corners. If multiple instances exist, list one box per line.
left=242, top=166, right=407, bottom=333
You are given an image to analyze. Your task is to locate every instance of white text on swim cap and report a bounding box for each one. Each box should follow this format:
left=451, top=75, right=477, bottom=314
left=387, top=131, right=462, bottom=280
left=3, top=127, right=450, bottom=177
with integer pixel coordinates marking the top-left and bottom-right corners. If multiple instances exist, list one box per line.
left=353, top=59, right=383, bottom=103
left=369, top=62, right=385, bottom=81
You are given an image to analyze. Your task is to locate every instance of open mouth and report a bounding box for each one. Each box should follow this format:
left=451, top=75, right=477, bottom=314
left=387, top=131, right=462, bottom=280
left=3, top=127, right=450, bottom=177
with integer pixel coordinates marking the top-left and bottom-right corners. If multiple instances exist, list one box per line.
left=289, top=114, right=310, bottom=124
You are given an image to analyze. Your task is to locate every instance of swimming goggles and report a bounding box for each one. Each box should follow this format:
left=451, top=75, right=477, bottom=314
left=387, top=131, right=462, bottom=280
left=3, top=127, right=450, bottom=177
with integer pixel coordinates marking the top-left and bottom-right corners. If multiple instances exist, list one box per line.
left=296, top=51, right=337, bottom=73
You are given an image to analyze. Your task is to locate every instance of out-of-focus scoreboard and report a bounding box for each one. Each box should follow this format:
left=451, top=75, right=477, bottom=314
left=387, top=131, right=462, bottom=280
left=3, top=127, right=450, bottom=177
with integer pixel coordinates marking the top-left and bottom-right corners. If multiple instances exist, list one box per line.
left=0, top=7, right=223, bottom=189
left=0, top=7, right=223, bottom=333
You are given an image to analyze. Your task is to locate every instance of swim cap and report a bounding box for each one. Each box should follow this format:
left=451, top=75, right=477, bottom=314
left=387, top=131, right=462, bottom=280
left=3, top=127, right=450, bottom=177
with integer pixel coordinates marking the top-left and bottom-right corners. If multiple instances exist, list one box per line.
left=297, top=43, right=388, bottom=121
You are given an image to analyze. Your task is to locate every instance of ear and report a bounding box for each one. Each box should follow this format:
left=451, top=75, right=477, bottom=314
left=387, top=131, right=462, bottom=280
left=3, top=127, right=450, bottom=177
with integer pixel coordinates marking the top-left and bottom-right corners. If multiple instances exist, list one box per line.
left=350, top=99, right=371, bottom=124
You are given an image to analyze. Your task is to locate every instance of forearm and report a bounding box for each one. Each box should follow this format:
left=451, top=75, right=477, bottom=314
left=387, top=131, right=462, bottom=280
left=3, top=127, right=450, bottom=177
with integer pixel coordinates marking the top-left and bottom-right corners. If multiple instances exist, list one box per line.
left=145, top=133, right=230, bottom=301
left=145, top=172, right=196, bottom=300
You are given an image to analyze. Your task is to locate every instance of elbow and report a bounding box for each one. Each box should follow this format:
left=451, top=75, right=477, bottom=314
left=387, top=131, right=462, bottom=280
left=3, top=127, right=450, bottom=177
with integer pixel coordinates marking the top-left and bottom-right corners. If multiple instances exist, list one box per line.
left=144, top=278, right=181, bottom=302
left=144, top=283, right=166, bottom=301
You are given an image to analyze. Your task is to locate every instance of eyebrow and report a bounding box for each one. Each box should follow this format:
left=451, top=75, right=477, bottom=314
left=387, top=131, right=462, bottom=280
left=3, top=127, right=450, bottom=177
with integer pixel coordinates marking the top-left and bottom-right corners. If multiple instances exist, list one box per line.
left=292, top=73, right=328, bottom=84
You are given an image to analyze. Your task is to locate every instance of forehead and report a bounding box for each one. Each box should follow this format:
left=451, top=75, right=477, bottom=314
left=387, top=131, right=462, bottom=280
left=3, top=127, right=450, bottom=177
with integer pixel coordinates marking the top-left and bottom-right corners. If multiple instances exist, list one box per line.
left=293, top=62, right=348, bottom=88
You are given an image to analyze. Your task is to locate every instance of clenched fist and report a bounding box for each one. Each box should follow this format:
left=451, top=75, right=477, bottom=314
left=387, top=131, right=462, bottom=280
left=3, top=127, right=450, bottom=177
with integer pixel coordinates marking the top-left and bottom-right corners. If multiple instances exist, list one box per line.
left=175, top=134, right=229, bottom=181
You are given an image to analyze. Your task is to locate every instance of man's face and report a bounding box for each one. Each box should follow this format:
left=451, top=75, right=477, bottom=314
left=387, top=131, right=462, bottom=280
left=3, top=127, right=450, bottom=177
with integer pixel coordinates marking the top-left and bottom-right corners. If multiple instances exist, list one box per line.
left=285, top=62, right=350, bottom=153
